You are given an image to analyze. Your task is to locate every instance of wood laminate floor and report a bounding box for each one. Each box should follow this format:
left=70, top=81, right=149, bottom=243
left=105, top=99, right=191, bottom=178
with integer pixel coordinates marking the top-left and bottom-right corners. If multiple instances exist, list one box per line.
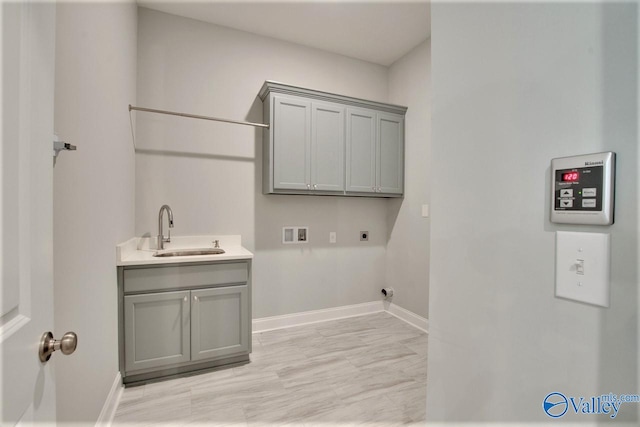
left=113, top=311, right=428, bottom=426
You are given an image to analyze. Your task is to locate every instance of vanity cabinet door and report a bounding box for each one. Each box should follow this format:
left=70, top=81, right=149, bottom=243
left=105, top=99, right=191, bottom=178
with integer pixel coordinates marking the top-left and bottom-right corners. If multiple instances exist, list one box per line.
left=191, top=285, right=249, bottom=361
left=124, top=290, right=190, bottom=373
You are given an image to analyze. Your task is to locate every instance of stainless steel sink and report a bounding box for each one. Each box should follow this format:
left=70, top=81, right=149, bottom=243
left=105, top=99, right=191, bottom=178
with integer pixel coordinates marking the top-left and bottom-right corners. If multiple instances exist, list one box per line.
left=153, top=248, right=226, bottom=257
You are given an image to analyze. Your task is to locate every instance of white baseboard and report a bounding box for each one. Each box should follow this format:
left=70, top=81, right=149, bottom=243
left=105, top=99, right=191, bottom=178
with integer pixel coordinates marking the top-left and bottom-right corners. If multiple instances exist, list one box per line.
left=384, top=301, right=429, bottom=333
left=253, top=301, right=384, bottom=333
left=95, top=372, right=122, bottom=427
left=252, top=300, right=428, bottom=334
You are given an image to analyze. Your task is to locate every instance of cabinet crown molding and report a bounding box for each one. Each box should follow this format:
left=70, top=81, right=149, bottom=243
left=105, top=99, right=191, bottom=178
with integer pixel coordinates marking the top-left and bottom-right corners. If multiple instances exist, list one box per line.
left=259, top=80, right=408, bottom=116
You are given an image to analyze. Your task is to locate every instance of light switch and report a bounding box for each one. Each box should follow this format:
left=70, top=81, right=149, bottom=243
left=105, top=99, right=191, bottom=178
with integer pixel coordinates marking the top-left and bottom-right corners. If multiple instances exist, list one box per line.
left=422, top=204, right=429, bottom=218
left=329, top=232, right=336, bottom=243
left=555, top=231, right=610, bottom=307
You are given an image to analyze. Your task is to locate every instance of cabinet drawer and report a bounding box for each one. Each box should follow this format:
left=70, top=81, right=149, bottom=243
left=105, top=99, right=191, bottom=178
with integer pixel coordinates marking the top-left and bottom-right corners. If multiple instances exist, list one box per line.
left=124, top=262, right=248, bottom=294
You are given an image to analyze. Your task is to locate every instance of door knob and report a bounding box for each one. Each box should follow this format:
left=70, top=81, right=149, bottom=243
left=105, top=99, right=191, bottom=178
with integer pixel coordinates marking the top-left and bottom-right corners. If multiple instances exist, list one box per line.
left=39, top=331, right=77, bottom=363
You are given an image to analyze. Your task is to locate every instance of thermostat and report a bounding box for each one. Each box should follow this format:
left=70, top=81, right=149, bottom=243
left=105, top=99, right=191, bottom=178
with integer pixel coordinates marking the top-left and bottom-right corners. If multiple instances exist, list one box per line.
left=550, top=152, right=615, bottom=225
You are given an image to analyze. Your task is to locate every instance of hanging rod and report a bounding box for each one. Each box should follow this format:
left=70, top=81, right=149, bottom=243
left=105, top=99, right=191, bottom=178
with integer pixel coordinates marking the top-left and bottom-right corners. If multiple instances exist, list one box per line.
left=128, top=105, right=269, bottom=129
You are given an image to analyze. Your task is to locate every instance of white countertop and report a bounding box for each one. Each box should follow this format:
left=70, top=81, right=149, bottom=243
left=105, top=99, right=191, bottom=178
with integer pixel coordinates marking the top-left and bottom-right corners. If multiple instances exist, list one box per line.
left=116, top=235, right=253, bottom=267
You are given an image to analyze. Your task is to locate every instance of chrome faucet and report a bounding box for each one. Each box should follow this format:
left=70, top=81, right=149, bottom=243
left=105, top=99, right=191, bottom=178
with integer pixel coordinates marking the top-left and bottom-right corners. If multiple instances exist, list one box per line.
left=157, top=205, right=174, bottom=250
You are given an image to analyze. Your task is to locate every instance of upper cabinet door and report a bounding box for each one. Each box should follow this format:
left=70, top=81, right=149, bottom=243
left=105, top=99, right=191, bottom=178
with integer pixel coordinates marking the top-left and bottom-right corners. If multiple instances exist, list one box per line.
left=346, top=108, right=377, bottom=193
left=273, top=96, right=311, bottom=190
left=312, top=103, right=345, bottom=191
left=377, top=112, right=404, bottom=194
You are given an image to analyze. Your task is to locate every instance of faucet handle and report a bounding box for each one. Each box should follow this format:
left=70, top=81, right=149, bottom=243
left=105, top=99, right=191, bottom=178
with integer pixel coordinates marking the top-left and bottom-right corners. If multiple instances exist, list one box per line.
left=213, top=240, right=220, bottom=248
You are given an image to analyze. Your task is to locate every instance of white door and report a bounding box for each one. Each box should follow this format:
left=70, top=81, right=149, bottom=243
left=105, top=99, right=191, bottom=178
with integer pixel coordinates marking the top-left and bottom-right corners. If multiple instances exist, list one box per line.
left=0, top=2, right=57, bottom=425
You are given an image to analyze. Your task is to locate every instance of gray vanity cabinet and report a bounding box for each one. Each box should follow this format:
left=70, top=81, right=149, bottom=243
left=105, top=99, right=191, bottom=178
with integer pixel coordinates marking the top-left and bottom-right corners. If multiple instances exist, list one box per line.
left=118, top=260, right=251, bottom=385
left=260, top=81, right=406, bottom=197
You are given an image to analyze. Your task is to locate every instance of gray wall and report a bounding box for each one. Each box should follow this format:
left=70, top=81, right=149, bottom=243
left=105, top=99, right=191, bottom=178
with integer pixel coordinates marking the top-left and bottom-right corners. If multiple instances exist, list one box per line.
left=386, top=39, right=431, bottom=318
left=53, top=2, right=137, bottom=424
left=427, top=2, right=638, bottom=423
left=135, top=8, right=392, bottom=318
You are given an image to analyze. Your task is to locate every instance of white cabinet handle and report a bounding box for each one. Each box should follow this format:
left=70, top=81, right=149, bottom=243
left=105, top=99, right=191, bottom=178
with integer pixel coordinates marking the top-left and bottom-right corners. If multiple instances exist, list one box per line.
left=306, top=184, right=311, bottom=190
left=313, top=184, right=317, bottom=190
left=193, top=296, right=198, bottom=302
left=183, top=296, right=187, bottom=302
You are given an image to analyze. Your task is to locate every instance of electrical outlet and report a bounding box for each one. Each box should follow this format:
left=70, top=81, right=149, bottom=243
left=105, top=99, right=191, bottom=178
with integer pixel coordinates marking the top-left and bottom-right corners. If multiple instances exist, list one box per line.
left=360, top=231, right=369, bottom=241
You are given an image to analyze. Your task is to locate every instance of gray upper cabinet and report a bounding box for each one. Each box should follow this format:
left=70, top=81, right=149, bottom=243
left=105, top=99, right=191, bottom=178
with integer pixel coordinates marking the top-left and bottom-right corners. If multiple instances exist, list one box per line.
left=260, top=81, right=406, bottom=197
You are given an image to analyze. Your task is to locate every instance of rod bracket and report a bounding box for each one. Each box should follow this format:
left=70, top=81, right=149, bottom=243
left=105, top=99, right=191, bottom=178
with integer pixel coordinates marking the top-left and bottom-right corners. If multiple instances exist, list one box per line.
left=53, top=135, right=76, bottom=159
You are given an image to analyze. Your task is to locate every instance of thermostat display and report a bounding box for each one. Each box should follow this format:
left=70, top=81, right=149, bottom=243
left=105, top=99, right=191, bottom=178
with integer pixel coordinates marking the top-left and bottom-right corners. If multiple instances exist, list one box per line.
left=561, top=171, right=579, bottom=182
left=550, top=152, right=615, bottom=225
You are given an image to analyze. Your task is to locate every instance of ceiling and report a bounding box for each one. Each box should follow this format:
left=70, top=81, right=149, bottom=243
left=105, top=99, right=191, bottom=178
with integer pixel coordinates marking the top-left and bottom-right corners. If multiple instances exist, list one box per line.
left=137, top=1, right=431, bottom=66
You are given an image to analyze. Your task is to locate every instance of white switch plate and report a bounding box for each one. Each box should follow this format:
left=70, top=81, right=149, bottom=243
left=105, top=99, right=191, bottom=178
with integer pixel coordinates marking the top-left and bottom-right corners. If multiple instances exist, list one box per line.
left=555, top=231, right=610, bottom=307
left=422, top=204, right=429, bottom=218
left=329, top=231, right=336, bottom=243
